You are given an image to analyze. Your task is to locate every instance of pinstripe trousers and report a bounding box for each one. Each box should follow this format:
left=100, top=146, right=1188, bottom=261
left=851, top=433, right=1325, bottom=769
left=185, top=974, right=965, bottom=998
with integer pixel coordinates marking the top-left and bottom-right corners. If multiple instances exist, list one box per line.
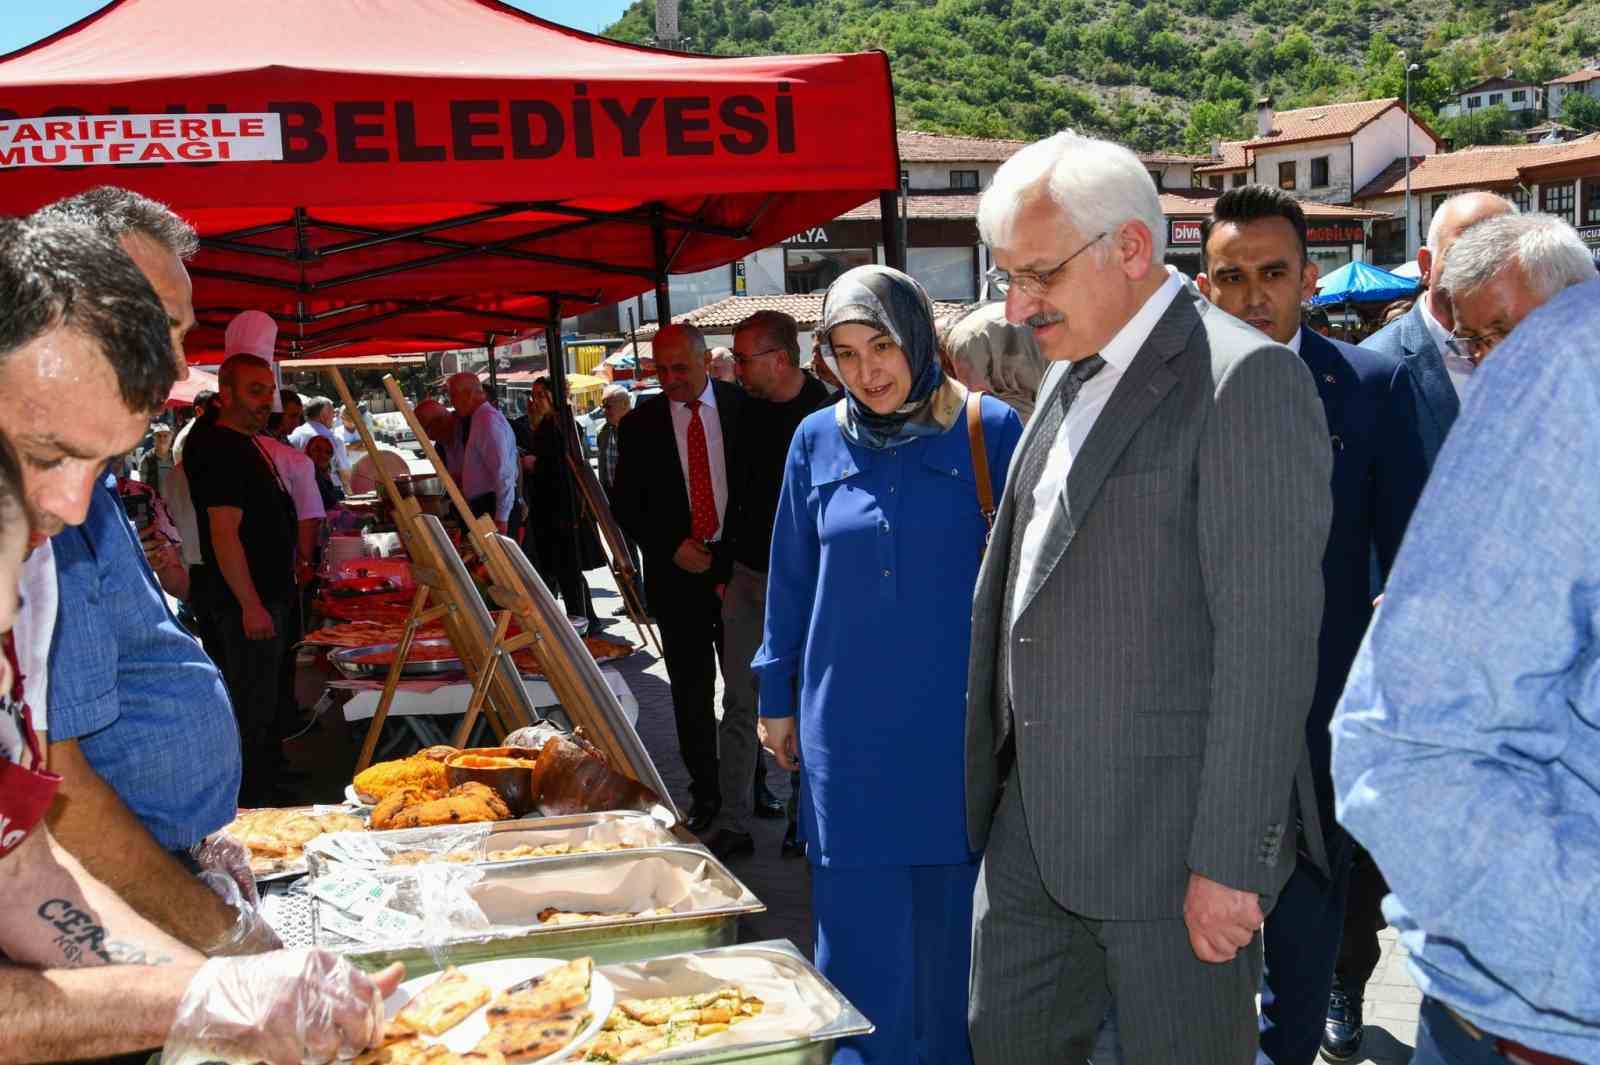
left=969, top=775, right=1263, bottom=1065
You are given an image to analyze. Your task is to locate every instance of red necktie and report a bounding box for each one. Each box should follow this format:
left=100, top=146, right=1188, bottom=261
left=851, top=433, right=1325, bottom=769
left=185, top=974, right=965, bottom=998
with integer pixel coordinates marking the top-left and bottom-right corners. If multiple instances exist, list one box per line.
left=685, top=399, right=719, bottom=541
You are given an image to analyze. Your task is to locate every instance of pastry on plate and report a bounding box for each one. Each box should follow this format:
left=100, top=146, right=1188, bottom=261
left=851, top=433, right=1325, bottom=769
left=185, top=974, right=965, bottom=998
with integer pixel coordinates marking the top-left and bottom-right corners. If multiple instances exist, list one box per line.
left=394, top=966, right=493, bottom=1037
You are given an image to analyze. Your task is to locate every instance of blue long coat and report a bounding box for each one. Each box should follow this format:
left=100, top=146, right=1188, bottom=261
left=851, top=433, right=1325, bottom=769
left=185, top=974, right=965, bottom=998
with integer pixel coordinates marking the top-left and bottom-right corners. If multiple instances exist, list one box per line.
left=754, top=395, right=1023, bottom=868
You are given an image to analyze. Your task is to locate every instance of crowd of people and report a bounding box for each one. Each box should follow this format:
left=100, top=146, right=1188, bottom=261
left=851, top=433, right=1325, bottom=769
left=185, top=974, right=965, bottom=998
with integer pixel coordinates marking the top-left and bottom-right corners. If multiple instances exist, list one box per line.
left=0, top=121, right=1598, bottom=1065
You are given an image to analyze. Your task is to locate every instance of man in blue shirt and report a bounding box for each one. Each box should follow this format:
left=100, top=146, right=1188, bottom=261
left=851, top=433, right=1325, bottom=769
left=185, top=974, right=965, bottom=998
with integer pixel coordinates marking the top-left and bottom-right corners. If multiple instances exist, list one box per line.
left=1332, top=278, right=1600, bottom=1065
left=34, top=186, right=268, bottom=954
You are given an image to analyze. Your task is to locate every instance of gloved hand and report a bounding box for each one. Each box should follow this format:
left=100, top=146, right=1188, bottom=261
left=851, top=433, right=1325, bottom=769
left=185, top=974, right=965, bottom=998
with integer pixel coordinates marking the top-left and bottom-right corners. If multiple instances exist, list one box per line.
left=196, top=844, right=281, bottom=956
left=195, top=833, right=259, bottom=909
left=160, top=949, right=406, bottom=1065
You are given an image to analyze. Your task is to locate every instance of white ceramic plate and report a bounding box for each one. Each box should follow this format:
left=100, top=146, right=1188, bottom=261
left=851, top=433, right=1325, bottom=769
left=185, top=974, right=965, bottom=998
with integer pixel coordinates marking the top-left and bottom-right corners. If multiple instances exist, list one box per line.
left=383, top=957, right=613, bottom=1061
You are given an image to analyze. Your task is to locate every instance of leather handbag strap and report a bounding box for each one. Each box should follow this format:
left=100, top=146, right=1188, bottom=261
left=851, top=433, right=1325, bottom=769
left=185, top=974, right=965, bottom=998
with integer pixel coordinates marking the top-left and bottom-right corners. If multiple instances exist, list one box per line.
left=967, top=392, right=996, bottom=531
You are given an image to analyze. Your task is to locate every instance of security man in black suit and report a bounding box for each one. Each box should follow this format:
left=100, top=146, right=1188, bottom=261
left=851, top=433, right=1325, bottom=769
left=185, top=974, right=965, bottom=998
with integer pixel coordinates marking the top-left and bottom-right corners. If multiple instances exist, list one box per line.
left=611, top=323, right=742, bottom=832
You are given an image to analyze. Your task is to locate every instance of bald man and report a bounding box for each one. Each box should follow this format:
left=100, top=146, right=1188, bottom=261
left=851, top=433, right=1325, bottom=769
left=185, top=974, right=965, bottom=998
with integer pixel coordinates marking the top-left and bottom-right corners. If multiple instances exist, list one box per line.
left=1325, top=191, right=1517, bottom=1061
left=1361, top=192, right=1516, bottom=468
left=610, top=324, right=744, bottom=832
left=445, top=373, right=518, bottom=533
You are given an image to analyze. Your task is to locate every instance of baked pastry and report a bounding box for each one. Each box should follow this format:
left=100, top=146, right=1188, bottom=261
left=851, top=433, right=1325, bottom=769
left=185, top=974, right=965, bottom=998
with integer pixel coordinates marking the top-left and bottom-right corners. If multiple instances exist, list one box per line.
left=395, top=966, right=493, bottom=1036
left=485, top=957, right=592, bottom=1023
left=370, top=782, right=511, bottom=831
left=225, top=808, right=365, bottom=873
left=473, top=1010, right=591, bottom=1060
left=586, top=986, right=764, bottom=1061
left=354, top=756, right=450, bottom=804
left=530, top=734, right=662, bottom=816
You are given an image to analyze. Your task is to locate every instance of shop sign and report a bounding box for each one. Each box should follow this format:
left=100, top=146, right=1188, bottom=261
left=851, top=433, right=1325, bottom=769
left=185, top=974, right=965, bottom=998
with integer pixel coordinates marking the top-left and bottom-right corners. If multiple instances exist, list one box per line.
left=0, top=112, right=282, bottom=168
left=785, top=226, right=831, bottom=246
left=1306, top=222, right=1365, bottom=245
left=1578, top=225, right=1600, bottom=246
left=1169, top=219, right=1203, bottom=246
left=734, top=259, right=747, bottom=295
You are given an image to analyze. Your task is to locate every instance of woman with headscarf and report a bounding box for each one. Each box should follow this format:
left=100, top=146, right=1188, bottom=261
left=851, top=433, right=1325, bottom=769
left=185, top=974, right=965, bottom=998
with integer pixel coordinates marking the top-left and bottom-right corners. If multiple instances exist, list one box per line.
left=754, top=266, right=1023, bottom=1064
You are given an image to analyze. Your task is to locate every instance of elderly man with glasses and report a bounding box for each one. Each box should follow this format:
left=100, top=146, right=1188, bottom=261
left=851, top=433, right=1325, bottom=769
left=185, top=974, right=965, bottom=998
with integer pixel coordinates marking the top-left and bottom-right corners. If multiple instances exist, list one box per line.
left=1440, top=213, right=1597, bottom=373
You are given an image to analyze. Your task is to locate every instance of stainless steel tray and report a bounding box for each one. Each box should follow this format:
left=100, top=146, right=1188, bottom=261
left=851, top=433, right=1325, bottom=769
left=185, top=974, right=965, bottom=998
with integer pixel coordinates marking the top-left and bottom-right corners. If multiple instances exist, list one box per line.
left=339, top=846, right=763, bottom=971
left=314, top=811, right=688, bottom=869
left=328, top=638, right=464, bottom=678
left=589, top=940, right=873, bottom=1065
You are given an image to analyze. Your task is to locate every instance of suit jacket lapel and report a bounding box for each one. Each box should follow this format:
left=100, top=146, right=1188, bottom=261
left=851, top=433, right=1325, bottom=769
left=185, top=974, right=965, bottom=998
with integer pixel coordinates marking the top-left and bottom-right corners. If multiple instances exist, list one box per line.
left=1014, top=291, right=1193, bottom=617
left=1402, top=306, right=1459, bottom=438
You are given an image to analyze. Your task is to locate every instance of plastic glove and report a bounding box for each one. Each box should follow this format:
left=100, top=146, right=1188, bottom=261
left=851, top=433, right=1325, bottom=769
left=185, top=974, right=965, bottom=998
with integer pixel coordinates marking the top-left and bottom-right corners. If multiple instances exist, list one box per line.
left=161, top=949, right=405, bottom=1065
left=197, top=858, right=282, bottom=956
left=195, top=834, right=259, bottom=909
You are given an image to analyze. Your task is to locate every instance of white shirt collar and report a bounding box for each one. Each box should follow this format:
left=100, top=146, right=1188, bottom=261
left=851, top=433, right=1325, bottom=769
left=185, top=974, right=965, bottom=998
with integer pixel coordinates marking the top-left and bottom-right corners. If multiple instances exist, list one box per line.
left=1285, top=327, right=1304, bottom=355
left=671, top=378, right=717, bottom=413
left=1420, top=292, right=1453, bottom=355
left=1098, top=266, right=1185, bottom=372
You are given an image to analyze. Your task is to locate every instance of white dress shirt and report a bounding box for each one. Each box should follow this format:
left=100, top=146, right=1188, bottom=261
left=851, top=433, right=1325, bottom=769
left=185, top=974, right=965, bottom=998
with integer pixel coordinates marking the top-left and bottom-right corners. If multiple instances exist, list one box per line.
left=1010, top=266, right=1185, bottom=628
left=1420, top=295, right=1473, bottom=398
left=459, top=401, right=519, bottom=524
left=669, top=379, right=729, bottom=541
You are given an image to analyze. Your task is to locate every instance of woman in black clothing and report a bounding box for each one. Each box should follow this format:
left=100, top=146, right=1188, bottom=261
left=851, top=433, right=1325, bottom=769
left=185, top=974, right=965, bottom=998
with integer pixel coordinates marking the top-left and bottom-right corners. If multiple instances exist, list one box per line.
left=511, top=381, right=596, bottom=625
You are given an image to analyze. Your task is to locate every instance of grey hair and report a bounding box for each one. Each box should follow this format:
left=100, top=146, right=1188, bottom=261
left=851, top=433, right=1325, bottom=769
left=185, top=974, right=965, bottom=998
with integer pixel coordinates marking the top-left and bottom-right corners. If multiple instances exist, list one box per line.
left=32, top=185, right=199, bottom=260
left=1425, top=190, right=1518, bottom=253
left=304, top=396, right=333, bottom=419
left=601, top=383, right=630, bottom=406
left=1439, top=213, right=1598, bottom=303
left=978, top=130, right=1166, bottom=262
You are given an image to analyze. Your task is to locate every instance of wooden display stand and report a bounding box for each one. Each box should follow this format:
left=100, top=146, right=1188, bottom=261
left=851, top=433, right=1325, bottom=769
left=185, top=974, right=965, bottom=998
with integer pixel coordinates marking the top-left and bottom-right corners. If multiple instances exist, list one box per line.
left=325, top=370, right=677, bottom=817
left=561, top=415, right=659, bottom=656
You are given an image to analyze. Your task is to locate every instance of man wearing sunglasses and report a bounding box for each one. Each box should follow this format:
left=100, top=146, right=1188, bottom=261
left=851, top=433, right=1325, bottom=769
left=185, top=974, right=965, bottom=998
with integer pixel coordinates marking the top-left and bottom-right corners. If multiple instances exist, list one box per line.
left=1439, top=213, right=1596, bottom=372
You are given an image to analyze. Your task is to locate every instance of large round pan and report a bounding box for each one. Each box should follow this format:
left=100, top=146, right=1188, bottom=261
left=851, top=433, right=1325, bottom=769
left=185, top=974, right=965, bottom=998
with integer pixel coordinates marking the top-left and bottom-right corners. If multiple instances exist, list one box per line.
left=329, top=638, right=465, bottom=678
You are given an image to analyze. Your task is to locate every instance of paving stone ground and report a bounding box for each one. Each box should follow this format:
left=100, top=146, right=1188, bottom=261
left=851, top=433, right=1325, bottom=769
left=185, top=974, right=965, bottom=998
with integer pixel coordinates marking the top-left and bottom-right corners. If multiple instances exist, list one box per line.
left=291, top=563, right=1418, bottom=1059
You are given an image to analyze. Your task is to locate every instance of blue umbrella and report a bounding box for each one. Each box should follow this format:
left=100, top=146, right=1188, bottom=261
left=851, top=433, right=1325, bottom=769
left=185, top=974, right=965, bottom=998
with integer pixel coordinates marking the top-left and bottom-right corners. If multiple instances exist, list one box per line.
left=1311, top=261, right=1419, bottom=306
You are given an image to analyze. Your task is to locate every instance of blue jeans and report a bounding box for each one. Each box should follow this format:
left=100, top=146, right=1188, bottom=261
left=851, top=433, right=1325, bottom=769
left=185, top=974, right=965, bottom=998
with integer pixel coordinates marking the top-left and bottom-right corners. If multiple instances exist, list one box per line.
left=1413, top=999, right=1512, bottom=1065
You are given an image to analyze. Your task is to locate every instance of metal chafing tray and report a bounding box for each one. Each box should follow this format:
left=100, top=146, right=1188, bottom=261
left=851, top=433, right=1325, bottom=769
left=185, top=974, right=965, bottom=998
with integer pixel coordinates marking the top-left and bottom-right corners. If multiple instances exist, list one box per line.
left=328, top=637, right=464, bottom=678
left=312, top=811, right=691, bottom=869
left=586, top=940, right=874, bottom=1065
left=339, top=846, right=763, bottom=971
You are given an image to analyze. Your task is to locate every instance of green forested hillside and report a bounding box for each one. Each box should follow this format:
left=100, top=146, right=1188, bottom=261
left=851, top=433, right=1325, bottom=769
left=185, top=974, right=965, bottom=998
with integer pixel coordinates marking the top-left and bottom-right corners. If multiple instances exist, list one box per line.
left=603, top=0, right=1600, bottom=151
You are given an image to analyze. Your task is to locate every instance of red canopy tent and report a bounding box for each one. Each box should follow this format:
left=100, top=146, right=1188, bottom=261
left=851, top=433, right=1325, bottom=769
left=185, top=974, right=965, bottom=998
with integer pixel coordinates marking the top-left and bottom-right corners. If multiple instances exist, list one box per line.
left=0, top=0, right=902, bottom=390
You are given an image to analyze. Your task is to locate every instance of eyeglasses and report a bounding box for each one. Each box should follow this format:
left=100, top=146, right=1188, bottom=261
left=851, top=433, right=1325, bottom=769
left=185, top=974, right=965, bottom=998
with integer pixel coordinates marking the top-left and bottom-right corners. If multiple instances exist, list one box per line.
left=1445, top=329, right=1501, bottom=364
left=985, top=233, right=1107, bottom=297
left=731, top=345, right=785, bottom=367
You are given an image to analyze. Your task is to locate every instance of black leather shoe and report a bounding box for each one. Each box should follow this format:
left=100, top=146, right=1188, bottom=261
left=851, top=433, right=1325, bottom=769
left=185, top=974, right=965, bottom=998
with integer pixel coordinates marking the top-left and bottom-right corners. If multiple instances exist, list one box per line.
left=685, top=798, right=721, bottom=834
left=702, top=828, right=755, bottom=861
left=780, top=820, right=805, bottom=858
left=753, top=783, right=785, bottom=819
left=1320, top=976, right=1363, bottom=1062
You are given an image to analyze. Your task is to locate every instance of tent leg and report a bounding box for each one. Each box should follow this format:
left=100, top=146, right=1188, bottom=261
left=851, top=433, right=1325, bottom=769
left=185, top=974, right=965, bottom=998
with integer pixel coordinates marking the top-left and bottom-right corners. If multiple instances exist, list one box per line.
left=486, top=333, right=498, bottom=395
left=651, top=206, right=672, bottom=320
left=879, top=190, right=905, bottom=271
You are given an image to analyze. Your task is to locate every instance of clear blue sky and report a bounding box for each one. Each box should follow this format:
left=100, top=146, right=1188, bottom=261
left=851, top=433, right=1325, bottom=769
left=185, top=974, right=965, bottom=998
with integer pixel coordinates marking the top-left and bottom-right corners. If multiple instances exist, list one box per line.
left=0, top=0, right=637, bottom=54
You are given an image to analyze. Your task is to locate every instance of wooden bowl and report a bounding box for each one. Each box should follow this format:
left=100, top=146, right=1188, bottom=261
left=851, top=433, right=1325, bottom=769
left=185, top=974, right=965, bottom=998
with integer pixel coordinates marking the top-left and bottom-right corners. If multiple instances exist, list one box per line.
left=444, top=747, right=541, bottom=817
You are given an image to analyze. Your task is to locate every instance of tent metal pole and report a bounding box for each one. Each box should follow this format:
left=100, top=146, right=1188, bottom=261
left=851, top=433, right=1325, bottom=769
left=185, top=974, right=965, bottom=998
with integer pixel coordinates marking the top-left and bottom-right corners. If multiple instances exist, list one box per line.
left=651, top=205, right=672, bottom=321
left=548, top=302, right=568, bottom=411
left=487, top=333, right=498, bottom=394
left=879, top=190, right=905, bottom=271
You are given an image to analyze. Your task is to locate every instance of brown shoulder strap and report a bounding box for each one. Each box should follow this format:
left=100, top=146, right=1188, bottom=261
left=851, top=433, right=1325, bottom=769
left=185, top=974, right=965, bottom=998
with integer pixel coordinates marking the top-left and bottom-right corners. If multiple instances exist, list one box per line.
left=967, top=392, right=995, bottom=528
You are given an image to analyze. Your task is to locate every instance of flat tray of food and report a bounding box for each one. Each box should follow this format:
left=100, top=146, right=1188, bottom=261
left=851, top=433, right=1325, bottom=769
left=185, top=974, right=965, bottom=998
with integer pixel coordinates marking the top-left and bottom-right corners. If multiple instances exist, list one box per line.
left=308, top=811, right=686, bottom=870
left=331, top=638, right=466, bottom=678
left=223, top=805, right=368, bottom=882
left=337, top=847, right=763, bottom=971
left=368, top=955, right=612, bottom=1065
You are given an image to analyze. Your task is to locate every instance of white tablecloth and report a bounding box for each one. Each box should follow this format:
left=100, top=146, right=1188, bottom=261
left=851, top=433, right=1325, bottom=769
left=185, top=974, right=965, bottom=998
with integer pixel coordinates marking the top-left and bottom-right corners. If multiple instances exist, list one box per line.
left=340, top=665, right=638, bottom=726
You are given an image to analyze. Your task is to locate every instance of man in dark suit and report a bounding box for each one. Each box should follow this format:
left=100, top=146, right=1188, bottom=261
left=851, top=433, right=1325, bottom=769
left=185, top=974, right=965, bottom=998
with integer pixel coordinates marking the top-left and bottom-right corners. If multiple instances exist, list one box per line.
left=965, top=133, right=1331, bottom=1065
left=611, top=324, right=742, bottom=832
left=1361, top=191, right=1514, bottom=468
left=1326, top=190, right=1514, bottom=1060
left=1196, top=185, right=1427, bottom=1065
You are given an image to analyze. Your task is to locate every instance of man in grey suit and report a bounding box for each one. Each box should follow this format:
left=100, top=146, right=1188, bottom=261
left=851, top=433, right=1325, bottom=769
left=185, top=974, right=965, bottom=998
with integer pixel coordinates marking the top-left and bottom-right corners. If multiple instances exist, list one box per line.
left=965, top=131, right=1332, bottom=1065
left=1360, top=191, right=1515, bottom=467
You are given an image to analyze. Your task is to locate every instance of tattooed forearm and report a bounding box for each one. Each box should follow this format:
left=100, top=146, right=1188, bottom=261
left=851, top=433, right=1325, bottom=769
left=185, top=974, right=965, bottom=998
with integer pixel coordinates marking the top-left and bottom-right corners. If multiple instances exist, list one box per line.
left=37, top=899, right=111, bottom=966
